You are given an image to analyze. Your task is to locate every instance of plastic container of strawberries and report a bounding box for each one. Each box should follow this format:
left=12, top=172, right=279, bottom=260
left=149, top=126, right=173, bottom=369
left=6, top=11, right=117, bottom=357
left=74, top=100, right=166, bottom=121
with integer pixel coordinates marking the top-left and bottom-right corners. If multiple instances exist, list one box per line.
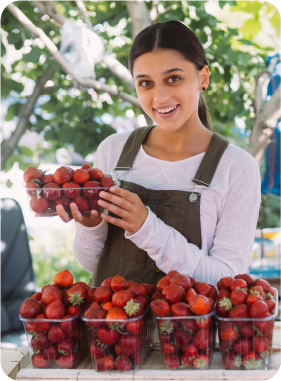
left=19, top=308, right=89, bottom=369
left=24, top=180, right=120, bottom=217
left=81, top=306, right=155, bottom=372
left=215, top=288, right=278, bottom=371
left=155, top=309, right=217, bottom=370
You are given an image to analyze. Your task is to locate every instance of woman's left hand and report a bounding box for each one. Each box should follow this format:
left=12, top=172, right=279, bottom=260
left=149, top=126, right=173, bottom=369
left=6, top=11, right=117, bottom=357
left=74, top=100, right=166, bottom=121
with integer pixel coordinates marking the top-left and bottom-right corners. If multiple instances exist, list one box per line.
left=98, top=187, right=148, bottom=235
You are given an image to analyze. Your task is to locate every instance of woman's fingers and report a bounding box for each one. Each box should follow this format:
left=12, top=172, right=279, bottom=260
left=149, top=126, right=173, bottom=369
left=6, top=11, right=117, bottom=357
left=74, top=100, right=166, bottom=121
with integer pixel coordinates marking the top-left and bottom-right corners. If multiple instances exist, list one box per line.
left=98, top=199, right=129, bottom=218
left=56, top=204, right=73, bottom=223
left=99, top=190, right=132, bottom=212
left=108, top=187, right=138, bottom=203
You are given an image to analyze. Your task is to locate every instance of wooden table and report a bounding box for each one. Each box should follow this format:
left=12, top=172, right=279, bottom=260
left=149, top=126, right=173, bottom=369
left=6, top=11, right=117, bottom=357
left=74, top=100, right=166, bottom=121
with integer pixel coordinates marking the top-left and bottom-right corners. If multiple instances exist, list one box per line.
left=2, top=323, right=280, bottom=381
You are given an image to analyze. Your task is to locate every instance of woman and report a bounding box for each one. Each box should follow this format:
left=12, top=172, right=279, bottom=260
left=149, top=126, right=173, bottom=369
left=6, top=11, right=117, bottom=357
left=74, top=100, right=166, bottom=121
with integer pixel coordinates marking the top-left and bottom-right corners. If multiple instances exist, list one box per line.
left=56, top=21, right=261, bottom=287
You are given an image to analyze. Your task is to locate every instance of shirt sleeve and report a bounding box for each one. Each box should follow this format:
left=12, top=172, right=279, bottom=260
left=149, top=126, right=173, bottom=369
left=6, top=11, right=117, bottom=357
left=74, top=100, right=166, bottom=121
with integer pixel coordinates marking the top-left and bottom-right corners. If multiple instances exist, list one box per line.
left=125, top=156, right=261, bottom=286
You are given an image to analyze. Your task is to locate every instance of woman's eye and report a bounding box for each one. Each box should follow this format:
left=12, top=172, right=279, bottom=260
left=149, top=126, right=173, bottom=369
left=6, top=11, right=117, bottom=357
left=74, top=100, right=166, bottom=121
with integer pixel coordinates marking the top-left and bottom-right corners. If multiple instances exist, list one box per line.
left=139, top=80, right=151, bottom=87
left=168, top=76, right=180, bottom=83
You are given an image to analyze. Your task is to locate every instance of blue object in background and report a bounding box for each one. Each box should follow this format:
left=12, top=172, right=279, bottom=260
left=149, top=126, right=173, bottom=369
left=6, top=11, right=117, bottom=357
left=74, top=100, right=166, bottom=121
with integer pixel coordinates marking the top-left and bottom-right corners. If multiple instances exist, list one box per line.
left=261, top=51, right=281, bottom=196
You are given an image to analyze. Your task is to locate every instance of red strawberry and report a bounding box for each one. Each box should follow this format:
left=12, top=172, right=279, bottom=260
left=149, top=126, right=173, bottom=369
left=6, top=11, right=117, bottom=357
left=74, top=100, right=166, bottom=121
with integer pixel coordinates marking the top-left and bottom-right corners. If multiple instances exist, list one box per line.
left=158, top=319, right=177, bottom=333
left=57, top=338, right=75, bottom=356
left=42, top=173, right=54, bottom=184
left=67, top=305, right=81, bottom=316
left=60, top=315, right=77, bottom=334
left=130, top=351, right=144, bottom=364
left=189, top=294, right=211, bottom=315
left=25, top=321, right=40, bottom=335
left=248, top=286, right=265, bottom=300
left=209, top=288, right=218, bottom=301
left=73, top=195, right=89, bottom=212
left=94, top=286, right=113, bottom=303
left=45, top=300, right=65, bottom=319
left=26, top=181, right=40, bottom=197
left=216, top=296, right=232, bottom=317
left=230, top=279, right=247, bottom=292
left=219, top=339, right=234, bottom=352
left=165, top=285, right=185, bottom=304
left=56, top=353, right=76, bottom=368
left=100, top=175, right=114, bottom=187
left=48, top=324, right=67, bottom=344
left=185, top=287, right=197, bottom=303
left=55, top=197, right=71, bottom=212
left=106, top=307, right=128, bottom=328
left=252, top=336, right=270, bottom=353
left=32, top=292, right=42, bottom=301
left=84, top=307, right=106, bottom=328
left=192, top=354, right=209, bottom=369
left=127, top=280, right=138, bottom=287
left=90, top=339, right=106, bottom=359
left=229, top=304, right=250, bottom=321
left=252, top=317, right=274, bottom=338
left=193, top=329, right=211, bottom=349
left=140, top=283, right=157, bottom=297
left=171, top=302, right=191, bottom=317
left=111, top=275, right=128, bottom=292
left=224, top=352, right=242, bottom=369
left=127, top=284, right=147, bottom=298
left=162, top=342, right=178, bottom=355
left=35, top=313, right=51, bottom=332
left=102, top=302, right=113, bottom=312
left=53, top=166, right=73, bottom=185
left=231, top=290, right=248, bottom=306
left=159, top=333, right=172, bottom=343
left=19, top=298, right=41, bottom=318
left=253, top=279, right=271, bottom=293
left=218, top=289, right=231, bottom=300
left=240, top=323, right=254, bottom=338
left=246, top=293, right=264, bottom=306
left=54, top=270, right=73, bottom=287
left=30, top=197, right=49, bottom=214
left=115, top=355, right=131, bottom=371
left=100, top=278, right=112, bottom=287
left=234, top=273, right=253, bottom=286
left=43, top=345, right=59, bottom=360
left=43, top=182, right=61, bottom=201
left=66, top=285, right=86, bottom=306
left=135, top=295, right=149, bottom=309
left=194, top=282, right=211, bottom=297
left=217, top=277, right=234, bottom=291
left=171, top=274, right=191, bottom=290
left=157, top=276, right=171, bottom=291
left=32, top=353, right=51, bottom=368
left=97, top=326, right=119, bottom=345
left=124, top=298, right=144, bottom=318
left=195, top=316, right=211, bottom=329
left=181, top=319, right=198, bottom=334
left=250, top=300, right=268, bottom=318
left=233, top=339, right=251, bottom=355
left=83, top=181, right=101, bottom=199
left=118, top=334, right=138, bottom=356
left=265, top=296, right=276, bottom=314
left=164, top=354, right=180, bottom=370
left=31, top=332, right=50, bottom=350
left=81, top=163, right=91, bottom=170
left=89, top=198, right=99, bottom=211
left=87, top=168, right=104, bottom=181
left=151, top=291, right=165, bottom=301
left=166, top=270, right=180, bottom=280
left=150, top=299, right=170, bottom=317
left=184, top=344, right=198, bottom=359
left=85, top=287, right=96, bottom=305
left=242, top=351, right=262, bottom=369
left=96, top=354, right=114, bottom=371
left=42, top=287, right=62, bottom=305
left=126, top=318, right=144, bottom=335
left=73, top=169, right=90, bottom=184
left=24, top=167, right=44, bottom=183
left=62, top=182, right=80, bottom=199
left=174, top=328, right=192, bottom=350
left=220, top=322, right=240, bottom=341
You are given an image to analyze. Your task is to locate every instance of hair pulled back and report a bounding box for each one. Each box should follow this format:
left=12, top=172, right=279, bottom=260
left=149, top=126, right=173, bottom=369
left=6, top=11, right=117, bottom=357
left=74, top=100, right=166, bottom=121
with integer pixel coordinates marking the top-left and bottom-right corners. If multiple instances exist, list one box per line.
left=128, top=20, right=211, bottom=130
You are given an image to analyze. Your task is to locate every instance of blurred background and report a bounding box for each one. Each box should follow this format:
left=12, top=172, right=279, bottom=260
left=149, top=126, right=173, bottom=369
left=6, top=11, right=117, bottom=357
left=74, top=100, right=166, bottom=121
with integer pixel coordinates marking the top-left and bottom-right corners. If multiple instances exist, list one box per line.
left=1, top=1, right=280, bottom=348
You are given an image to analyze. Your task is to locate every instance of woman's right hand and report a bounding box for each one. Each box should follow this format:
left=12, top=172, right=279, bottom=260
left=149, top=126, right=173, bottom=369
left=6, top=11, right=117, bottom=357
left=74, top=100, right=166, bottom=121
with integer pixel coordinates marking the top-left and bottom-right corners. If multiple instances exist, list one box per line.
left=56, top=203, right=103, bottom=227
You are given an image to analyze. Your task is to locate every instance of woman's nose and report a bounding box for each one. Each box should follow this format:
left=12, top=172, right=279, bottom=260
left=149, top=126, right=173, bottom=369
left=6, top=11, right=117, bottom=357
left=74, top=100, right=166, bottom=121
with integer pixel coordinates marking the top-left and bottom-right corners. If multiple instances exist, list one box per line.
left=152, top=83, right=170, bottom=103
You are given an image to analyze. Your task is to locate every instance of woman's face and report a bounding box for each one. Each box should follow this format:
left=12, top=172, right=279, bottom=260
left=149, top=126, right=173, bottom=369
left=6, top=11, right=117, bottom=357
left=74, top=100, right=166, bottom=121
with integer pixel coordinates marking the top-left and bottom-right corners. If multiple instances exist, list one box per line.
left=133, top=49, right=209, bottom=133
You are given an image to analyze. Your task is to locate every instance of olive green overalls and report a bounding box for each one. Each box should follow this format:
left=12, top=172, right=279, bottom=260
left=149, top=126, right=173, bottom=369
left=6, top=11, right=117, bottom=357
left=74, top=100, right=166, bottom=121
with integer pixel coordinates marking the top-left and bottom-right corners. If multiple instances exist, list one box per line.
left=89, top=126, right=229, bottom=287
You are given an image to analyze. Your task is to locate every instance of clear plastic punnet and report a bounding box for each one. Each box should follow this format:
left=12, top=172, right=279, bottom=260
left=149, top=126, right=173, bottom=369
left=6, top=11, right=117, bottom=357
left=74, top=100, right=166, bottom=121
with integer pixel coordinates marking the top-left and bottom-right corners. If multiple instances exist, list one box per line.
left=82, top=306, right=155, bottom=372
left=155, top=309, right=217, bottom=370
left=215, top=288, right=278, bottom=370
left=19, top=308, right=89, bottom=369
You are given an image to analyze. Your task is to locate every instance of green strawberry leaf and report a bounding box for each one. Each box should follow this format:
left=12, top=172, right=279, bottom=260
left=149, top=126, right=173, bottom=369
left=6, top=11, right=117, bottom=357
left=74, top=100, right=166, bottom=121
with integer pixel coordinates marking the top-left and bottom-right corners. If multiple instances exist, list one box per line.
left=124, top=299, right=140, bottom=317
left=159, top=320, right=174, bottom=334
left=244, top=359, right=263, bottom=370
left=218, top=297, right=232, bottom=311
left=260, top=349, right=270, bottom=358
left=234, top=354, right=242, bottom=368
left=193, top=358, right=207, bottom=369
left=58, top=349, right=69, bottom=356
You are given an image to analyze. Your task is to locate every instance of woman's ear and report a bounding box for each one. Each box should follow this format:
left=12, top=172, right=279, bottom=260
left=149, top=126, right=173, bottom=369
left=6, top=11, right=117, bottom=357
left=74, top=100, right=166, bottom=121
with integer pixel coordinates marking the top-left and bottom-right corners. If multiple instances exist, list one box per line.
left=199, top=65, right=209, bottom=91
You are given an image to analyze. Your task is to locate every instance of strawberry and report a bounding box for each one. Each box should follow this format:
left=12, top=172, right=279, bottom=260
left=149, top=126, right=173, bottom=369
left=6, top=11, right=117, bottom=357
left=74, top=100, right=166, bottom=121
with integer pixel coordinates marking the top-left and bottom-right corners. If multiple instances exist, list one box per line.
left=252, top=317, right=274, bottom=338
left=219, top=339, right=233, bottom=352
left=233, top=339, right=251, bottom=355
left=67, top=305, right=81, bottom=316
left=25, top=321, right=40, bottom=335
left=124, top=298, right=144, bottom=318
left=194, top=282, right=211, bottom=297
left=53, top=166, right=73, bottom=185
left=31, top=292, right=42, bottom=301
left=102, top=302, right=113, bottom=312
left=230, top=290, right=248, bottom=306
left=151, top=291, right=165, bottom=301
left=220, top=322, right=240, bottom=341
left=265, top=296, right=276, bottom=314
left=246, top=293, right=264, bottom=306
left=54, top=270, right=73, bottom=287
left=240, top=323, right=254, bottom=338
left=66, top=285, right=86, bottom=306
left=56, top=353, right=76, bottom=368
left=30, top=197, right=49, bottom=214
left=35, top=313, right=51, bottom=332
left=164, top=354, right=180, bottom=370
left=253, top=279, right=271, bottom=293
left=127, top=284, right=147, bottom=298
left=24, top=167, right=44, bottom=183
left=87, top=168, right=104, bottom=181
left=62, top=182, right=80, bottom=199
left=61, top=289, right=70, bottom=307
left=127, top=280, right=138, bottom=287
left=150, top=299, right=170, bottom=317
left=60, top=315, right=77, bottom=334
left=45, top=300, right=65, bottom=319
left=162, top=342, right=178, bottom=355
left=174, top=328, right=192, bottom=350
left=82, top=181, right=101, bottom=199
left=192, top=354, right=209, bottom=369
left=208, top=297, right=215, bottom=311
left=229, top=304, right=250, bottom=321
left=181, top=319, right=198, bottom=334
left=106, top=307, right=128, bottom=328
left=252, top=336, right=270, bottom=353
left=250, top=300, right=268, bottom=318
left=90, top=339, right=106, bottom=359
left=57, top=338, right=75, bottom=356
left=193, top=329, right=211, bottom=349
left=42, top=287, right=62, bottom=305
left=90, top=198, right=99, bottom=211
left=217, top=276, right=234, bottom=291
left=73, top=169, right=90, bottom=184
left=242, top=351, right=262, bottom=369
left=43, top=344, right=59, bottom=360
left=42, top=173, right=54, bottom=184
left=140, top=283, right=156, bottom=297
left=32, top=353, right=51, bottom=368
left=19, top=298, right=41, bottom=318
left=158, top=319, right=177, bottom=334
left=135, top=295, right=149, bottom=309
left=218, top=289, right=231, bottom=300
left=43, top=182, right=61, bottom=201
left=224, top=352, right=242, bottom=369
left=97, top=326, right=120, bottom=345
left=170, top=302, right=191, bottom=317
left=73, top=195, right=89, bottom=212
left=85, top=287, right=96, bottom=305
left=159, top=333, right=172, bottom=343
left=248, top=286, right=265, bottom=300
left=100, top=175, right=114, bottom=187
left=54, top=197, right=71, bottom=212
left=94, top=286, right=113, bottom=303
left=209, top=288, right=218, bottom=301
left=96, top=354, right=114, bottom=371
left=216, top=297, right=232, bottom=317
left=157, top=276, right=171, bottom=291
left=165, top=285, right=185, bottom=304
left=115, top=355, right=131, bottom=371
left=171, top=274, right=191, bottom=290
left=111, top=275, right=128, bottom=292
left=126, top=319, right=144, bottom=335
left=130, top=351, right=144, bottom=364
left=230, top=279, right=248, bottom=292
left=48, top=324, right=67, bottom=344
left=118, top=334, right=138, bottom=356
left=195, top=316, right=211, bottom=329
left=31, top=332, right=50, bottom=350
left=26, top=181, right=40, bottom=197
left=189, top=294, right=211, bottom=315
left=166, top=270, right=180, bottom=280
left=81, top=163, right=91, bottom=170
left=84, top=307, right=106, bottom=328
left=234, top=273, right=253, bottom=286
left=184, top=344, right=198, bottom=359
left=185, top=287, right=197, bottom=303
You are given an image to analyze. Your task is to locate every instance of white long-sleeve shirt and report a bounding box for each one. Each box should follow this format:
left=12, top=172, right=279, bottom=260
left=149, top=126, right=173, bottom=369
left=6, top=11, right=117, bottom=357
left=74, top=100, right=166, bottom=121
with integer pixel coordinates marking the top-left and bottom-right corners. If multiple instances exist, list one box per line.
left=73, top=131, right=261, bottom=286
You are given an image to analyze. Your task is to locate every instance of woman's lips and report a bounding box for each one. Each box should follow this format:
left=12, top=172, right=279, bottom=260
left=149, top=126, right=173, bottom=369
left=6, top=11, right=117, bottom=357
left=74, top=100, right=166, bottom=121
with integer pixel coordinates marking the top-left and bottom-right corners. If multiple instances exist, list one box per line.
left=154, top=104, right=180, bottom=119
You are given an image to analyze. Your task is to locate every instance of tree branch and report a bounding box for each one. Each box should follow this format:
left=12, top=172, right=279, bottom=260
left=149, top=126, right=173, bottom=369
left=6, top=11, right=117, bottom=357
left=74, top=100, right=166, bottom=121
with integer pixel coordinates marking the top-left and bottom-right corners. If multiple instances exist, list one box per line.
left=126, top=1, right=151, bottom=38
left=1, top=66, right=55, bottom=169
left=76, top=0, right=92, bottom=29
left=7, top=3, right=141, bottom=108
left=33, top=1, right=65, bottom=26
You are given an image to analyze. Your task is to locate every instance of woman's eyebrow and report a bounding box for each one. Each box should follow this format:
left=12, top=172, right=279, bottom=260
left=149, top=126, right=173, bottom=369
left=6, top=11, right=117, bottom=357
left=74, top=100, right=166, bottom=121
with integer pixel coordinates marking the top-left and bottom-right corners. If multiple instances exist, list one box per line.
left=135, top=68, right=184, bottom=80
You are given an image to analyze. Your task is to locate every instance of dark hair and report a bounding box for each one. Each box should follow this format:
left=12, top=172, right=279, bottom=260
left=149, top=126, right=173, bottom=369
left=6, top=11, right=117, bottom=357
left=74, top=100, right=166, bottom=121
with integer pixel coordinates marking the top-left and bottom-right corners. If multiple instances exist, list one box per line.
left=128, top=20, right=211, bottom=130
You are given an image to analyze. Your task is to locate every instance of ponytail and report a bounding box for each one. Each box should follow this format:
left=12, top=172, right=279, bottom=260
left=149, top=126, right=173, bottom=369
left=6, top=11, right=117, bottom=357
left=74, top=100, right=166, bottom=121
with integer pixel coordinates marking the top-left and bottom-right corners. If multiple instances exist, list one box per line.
left=199, top=94, right=211, bottom=130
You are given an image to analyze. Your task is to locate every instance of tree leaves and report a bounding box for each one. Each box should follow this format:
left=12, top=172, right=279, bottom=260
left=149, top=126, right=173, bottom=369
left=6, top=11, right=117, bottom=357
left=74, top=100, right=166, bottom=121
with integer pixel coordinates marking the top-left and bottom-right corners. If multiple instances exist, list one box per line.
left=242, top=15, right=261, bottom=39
left=5, top=102, right=22, bottom=121
left=24, top=46, right=42, bottom=63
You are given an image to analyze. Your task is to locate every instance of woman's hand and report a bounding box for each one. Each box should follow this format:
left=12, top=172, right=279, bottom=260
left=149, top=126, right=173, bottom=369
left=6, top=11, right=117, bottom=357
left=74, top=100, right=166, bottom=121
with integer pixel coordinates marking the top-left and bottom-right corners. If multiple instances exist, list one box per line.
left=56, top=203, right=102, bottom=227
left=98, top=187, right=148, bottom=235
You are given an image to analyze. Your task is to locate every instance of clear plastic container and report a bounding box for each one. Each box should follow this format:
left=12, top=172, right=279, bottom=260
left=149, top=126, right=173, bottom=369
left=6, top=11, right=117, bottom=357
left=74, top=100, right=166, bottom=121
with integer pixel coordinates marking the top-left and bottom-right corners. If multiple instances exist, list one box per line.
left=19, top=308, right=89, bottom=369
left=25, top=181, right=119, bottom=216
left=215, top=288, right=278, bottom=370
left=155, top=309, right=217, bottom=370
left=82, top=307, right=155, bottom=372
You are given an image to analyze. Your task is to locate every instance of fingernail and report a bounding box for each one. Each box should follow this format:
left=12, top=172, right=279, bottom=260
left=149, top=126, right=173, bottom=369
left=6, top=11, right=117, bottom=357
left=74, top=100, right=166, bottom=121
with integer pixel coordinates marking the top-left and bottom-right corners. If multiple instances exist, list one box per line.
left=70, top=203, right=75, bottom=210
left=56, top=205, right=63, bottom=211
left=110, top=187, right=116, bottom=192
left=100, top=191, right=106, bottom=197
left=98, top=200, right=104, bottom=205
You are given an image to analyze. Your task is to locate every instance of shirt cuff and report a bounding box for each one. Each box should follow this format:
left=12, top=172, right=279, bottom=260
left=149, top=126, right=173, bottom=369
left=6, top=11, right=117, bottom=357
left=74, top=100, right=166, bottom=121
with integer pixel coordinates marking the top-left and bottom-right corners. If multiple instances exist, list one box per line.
left=74, top=218, right=107, bottom=233
left=124, top=206, right=151, bottom=239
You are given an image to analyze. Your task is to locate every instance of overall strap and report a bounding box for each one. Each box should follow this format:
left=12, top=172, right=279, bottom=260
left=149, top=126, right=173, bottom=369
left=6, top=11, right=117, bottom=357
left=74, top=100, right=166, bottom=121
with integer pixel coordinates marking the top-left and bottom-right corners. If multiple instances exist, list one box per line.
left=115, top=125, right=156, bottom=171
left=192, top=133, right=229, bottom=187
